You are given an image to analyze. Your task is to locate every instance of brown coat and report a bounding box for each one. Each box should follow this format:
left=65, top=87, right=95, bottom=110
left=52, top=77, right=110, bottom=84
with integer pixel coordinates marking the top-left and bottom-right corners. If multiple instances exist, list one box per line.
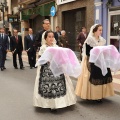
left=77, top=32, right=88, bottom=45
left=59, top=35, right=69, bottom=48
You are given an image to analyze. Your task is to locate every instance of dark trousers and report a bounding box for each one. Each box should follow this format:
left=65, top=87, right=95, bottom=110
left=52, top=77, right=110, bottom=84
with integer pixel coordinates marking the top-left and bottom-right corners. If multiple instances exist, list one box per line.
left=79, top=46, right=83, bottom=60
left=13, top=51, right=23, bottom=68
left=0, top=48, right=6, bottom=68
left=27, top=50, right=36, bottom=67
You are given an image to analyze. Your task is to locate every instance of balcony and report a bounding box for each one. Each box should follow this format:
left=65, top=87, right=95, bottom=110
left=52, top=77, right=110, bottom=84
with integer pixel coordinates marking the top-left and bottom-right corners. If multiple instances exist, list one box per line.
left=18, top=0, right=37, bottom=5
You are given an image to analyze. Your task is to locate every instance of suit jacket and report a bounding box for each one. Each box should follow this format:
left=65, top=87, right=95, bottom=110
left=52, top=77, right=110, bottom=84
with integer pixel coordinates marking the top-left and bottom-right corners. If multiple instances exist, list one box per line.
left=35, top=29, right=46, bottom=47
left=24, top=34, right=36, bottom=52
left=0, top=33, right=9, bottom=50
left=54, top=32, right=61, bottom=45
left=77, top=32, right=88, bottom=45
left=10, top=35, right=23, bottom=52
left=59, top=35, right=68, bottom=47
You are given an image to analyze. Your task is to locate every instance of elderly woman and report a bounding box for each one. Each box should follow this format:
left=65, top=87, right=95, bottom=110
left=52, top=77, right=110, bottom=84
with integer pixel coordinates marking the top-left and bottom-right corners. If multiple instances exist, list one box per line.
left=58, top=30, right=69, bottom=48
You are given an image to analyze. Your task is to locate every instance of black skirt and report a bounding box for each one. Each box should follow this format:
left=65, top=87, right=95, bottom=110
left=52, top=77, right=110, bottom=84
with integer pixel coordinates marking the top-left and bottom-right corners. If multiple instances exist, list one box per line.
left=89, top=63, right=113, bottom=85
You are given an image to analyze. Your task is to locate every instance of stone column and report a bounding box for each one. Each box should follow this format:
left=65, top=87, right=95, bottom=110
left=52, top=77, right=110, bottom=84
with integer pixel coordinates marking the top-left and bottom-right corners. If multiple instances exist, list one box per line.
left=21, top=21, right=29, bottom=47
left=94, top=0, right=103, bottom=24
left=7, top=0, right=12, bottom=32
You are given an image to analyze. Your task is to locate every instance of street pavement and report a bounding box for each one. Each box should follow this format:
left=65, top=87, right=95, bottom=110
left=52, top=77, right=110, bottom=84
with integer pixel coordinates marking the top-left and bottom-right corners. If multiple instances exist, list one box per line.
left=0, top=55, right=120, bottom=120
left=7, top=51, right=120, bottom=95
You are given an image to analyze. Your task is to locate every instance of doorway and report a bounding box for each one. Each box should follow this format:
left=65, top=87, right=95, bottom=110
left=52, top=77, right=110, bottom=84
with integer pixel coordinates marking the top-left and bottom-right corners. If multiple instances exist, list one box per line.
left=62, top=8, right=86, bottom=51
left=108, top=10, right=120, bottom=51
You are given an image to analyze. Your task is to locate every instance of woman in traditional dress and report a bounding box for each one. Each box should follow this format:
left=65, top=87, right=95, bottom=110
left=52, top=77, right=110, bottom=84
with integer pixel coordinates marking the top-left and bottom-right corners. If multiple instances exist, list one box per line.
left=33, top=31, right=76, bottom=111
left=75, top=24, right=114, bottom=102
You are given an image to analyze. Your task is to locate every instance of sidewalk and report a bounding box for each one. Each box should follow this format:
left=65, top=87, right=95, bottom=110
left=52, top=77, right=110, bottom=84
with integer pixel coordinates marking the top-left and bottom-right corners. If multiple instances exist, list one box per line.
left=7, top=51, right=120, bottom=95
left=112, top=72, right=120, bottom=95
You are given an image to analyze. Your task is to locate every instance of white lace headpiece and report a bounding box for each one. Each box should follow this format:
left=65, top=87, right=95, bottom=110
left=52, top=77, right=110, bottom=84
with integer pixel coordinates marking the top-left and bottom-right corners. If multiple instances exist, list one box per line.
left=87, top=24, right=98, bottom=38
left=82, top=24, right=106, bottom=56
left=41, top=31, right=57, bottom=45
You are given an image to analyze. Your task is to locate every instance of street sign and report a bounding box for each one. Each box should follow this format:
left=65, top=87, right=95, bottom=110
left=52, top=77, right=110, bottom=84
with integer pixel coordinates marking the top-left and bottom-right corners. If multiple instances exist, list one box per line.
left=50, top=6, right=56, bottom=17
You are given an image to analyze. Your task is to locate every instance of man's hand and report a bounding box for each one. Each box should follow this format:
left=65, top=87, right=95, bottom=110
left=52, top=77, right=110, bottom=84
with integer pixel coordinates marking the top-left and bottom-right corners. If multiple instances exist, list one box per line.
left=79, top=43, right=82, bottom=47
left=61, top=43, right=63, bottom=47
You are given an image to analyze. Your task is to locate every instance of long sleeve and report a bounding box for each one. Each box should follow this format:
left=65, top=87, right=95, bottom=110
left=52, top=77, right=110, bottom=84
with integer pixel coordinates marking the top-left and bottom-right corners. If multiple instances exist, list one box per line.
left=20, top=36, right=23, bottom=51
left=6, top=36, right=9, bottom=50
left=86, top=43, right=93, bottom=56
left=77, top=33, right=81, bottom=43
left=35, top=30, right=45, bottom=47
left=24, top=36, right=28, bottom=50
left=10, top=37, right=13, bottom=51
left=54, top=32, right=59, bottom=45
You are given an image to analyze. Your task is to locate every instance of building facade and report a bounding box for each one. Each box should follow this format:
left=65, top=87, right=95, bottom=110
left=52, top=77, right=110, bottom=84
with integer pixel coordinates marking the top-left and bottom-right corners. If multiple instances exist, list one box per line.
left=0, top=0, right=20, bottom=34
left=94, top=0, right=120, bottom=51
left=0, top=0, right=94, bottom=51
left=18, top=0, right=57, bottom=37
left=57, top=0, right=94, bottom=51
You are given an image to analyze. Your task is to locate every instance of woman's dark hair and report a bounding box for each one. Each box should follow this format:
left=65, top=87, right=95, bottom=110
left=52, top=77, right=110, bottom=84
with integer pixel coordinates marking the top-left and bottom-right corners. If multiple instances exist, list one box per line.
left=93, top=24, right=102, bottom=33
left=81, top=27, right=86, bottom=30
left=44, top=31, right=54, bottom=40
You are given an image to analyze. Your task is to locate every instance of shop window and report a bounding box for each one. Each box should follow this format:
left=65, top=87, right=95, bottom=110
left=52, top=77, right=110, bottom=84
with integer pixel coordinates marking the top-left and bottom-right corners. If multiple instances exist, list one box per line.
left=110, top=15, right=120, bottom=36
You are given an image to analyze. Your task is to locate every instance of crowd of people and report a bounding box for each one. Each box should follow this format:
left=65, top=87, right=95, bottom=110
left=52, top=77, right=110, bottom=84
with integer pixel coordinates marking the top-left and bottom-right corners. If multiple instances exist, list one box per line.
left=0, top=19, right=69, bottom=71
left=0, top=19, right=116, bottom=112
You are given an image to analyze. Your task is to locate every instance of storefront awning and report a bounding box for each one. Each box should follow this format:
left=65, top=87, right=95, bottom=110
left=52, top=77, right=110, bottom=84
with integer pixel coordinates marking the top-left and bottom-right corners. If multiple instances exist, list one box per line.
left=21, top=1, right=55, bottom=20
left=21, top=14, right=31, bottom=20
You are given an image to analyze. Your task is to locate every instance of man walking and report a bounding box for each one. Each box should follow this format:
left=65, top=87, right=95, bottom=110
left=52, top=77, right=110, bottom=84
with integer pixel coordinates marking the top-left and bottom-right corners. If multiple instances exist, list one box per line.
left=10, top=29, right=24, bottom=69
left=24, top=28, right=36, bottom=69
left=77, top=27, right=88, bottom=60
left=54, top=26, right=61, bottom=45
left=35, top=19, right=51, bottom=48
left=0, top=28, right=9, bottom=71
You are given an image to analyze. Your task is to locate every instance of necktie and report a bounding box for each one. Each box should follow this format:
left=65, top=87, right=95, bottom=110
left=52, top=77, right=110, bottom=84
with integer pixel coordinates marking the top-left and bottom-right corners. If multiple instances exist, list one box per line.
left=15, top=36, right=18, bottom=43
left=1, top=34, right=3, bottom=39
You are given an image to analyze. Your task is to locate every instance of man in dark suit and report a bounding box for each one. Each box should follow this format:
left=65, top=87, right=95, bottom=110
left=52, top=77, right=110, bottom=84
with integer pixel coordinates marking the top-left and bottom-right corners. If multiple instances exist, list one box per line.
left=10, top=29, right=24, bottom=69
left=24, top=28, right=36, bottom=69
left=35, top=19, right=57, bottom=48
left=35, top=19, right=51, bottom=49
left=77, top=27, right=88, bottom=60
left=54, top=26, right=61, bottom=45
left=0, top=28, right=9, bottom=71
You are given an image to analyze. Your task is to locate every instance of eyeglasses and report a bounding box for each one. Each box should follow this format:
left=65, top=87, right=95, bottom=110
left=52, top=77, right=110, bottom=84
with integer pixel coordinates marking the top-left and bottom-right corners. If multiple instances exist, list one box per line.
left=44, top=23, right=50, bottom=25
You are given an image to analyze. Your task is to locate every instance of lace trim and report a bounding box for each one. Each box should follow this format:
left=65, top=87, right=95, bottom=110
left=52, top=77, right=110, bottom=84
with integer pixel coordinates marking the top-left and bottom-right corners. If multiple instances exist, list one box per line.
left=38, top=63, right=66, bottom=99
left=89, top=77, right=113, bottom=85
left=86, top=36, right=106, bottom=47
left=38, top=44, right=58, bottom=55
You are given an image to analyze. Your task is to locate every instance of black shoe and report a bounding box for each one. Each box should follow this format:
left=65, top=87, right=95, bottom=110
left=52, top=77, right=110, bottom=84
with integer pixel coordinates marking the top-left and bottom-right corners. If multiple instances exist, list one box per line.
left=1, top=68, right=4, bottom=71
left=50, top=109, right=57, bottom=113
left=30, top=67, right=32, bottom=69
left=95, top=99, right=102, bottom=103
left=20, top=66, right=24, bottom=69
left=3, top=67, right=6, bottom=69
left=14, top=67, right=18, bottom=69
